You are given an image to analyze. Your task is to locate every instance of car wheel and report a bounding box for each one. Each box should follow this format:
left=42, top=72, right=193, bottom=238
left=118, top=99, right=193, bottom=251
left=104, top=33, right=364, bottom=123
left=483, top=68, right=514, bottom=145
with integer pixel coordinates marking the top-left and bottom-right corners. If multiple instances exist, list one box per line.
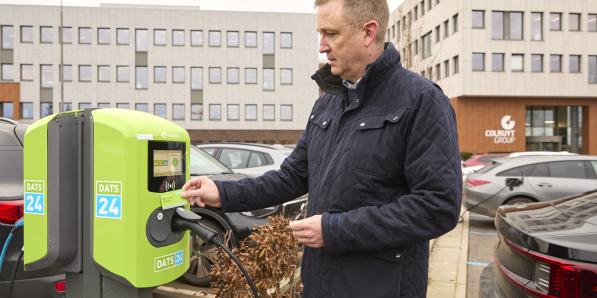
left=505, top=196, right=534, bottom=206
left=180, top=217, right=235, bottom=287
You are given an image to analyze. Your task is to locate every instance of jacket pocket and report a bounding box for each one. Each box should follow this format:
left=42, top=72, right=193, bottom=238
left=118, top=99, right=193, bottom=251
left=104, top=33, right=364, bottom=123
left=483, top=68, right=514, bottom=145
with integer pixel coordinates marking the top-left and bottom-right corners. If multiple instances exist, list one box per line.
left=309, top=111, right=333, bottom=130
left=349, top=109, right=407, bottom=178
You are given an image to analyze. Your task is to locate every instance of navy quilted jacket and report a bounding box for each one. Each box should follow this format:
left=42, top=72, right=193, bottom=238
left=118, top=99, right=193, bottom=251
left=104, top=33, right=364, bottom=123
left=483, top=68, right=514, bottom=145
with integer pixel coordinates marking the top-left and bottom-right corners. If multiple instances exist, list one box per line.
left=216, top=43, right=462, bottom=297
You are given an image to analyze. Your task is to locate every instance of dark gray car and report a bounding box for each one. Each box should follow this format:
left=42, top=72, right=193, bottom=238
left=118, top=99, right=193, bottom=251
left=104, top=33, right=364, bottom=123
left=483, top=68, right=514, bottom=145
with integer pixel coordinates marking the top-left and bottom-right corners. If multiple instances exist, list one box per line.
left=0, top=118, right=65, bottom=298
left=463, top=155, right=597, bottom=217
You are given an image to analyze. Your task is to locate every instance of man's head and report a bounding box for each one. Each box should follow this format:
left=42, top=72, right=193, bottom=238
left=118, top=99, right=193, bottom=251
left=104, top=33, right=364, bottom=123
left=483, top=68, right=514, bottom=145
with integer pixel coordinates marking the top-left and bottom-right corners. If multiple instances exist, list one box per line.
left=316, top=0, right=389, bottom=82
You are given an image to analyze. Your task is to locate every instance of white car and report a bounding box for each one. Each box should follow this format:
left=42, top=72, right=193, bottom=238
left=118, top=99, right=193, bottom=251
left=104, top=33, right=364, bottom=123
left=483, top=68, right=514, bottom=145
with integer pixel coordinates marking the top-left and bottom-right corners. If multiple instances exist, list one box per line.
left=196, top=143, right=293, bottom=177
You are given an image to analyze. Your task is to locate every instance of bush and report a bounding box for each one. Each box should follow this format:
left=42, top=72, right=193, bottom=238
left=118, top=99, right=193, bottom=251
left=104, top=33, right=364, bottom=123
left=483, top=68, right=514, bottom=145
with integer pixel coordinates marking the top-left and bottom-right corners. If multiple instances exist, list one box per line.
left=460, top=151, right=474, bottom=161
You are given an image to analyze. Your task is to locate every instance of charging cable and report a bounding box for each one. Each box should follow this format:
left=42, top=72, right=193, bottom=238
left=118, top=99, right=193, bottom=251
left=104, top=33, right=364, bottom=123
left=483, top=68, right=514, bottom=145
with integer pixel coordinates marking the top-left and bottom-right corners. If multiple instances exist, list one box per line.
left=0, top=218, right=24, bottom=271
left=172, top=208, right=259, bottom=298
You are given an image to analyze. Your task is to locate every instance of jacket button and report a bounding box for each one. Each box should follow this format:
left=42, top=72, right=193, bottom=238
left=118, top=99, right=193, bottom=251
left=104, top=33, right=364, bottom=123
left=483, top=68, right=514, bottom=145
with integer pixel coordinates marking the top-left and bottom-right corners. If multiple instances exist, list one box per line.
left=360, top=122, right=366, bottom=127
left=395, top=253, right=401, bottom=259
left=356, top=98, right=360, bottom=103
left=392, top=116, right=398, bottom=121
left=310, top=115, right=314, bottom=119
left=322, top=121, right=327, bottom=126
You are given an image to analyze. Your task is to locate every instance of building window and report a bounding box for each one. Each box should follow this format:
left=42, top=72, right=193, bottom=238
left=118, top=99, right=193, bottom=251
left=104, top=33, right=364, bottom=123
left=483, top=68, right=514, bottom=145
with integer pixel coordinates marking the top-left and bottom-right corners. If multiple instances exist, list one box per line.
left=550, top=54, right=562, bottom=73
left=589, top=14, right=597, bottom=32
left=414, top=39, right=419, bottom=56
left=245, top=104, right=257, bottom=120
left=227, top=31, right=239, bottom=47
left=472, top=10, right=484, bottom=28
left=245, top=31, right=257, bottom=48
left=422, top=31, right=432, bottom=58
left=209, top=30, right=221, bottom=47
left=154, top=29, right=166, bottom=46
left=79, top=65, right=92, bottom=82
left=136, top=29, right=148, bottom=51
left=443, top=20, right=449, bottom=38
left=98, top=102, right=110, bottom=108
left=191, top=30, right=203, bottom=46
left=209, top=104, right=221, bottom=120
left=21, top=64, right=33, bottom=81
left=98, top=65, right=110, bottom=82
left=0, top=102, right=13, bottom=118
left=280, top=104, right=293, bottom=121
left=20, top=26, right=33, bottom=43
left=414, top=6, right=419, bottom=22
left=452, top=13, right=459, bottom=33
left=191, top=67, right=203, bottom=90
left=589, top=56, right=597, bottom=83
left=172, top=29, right=185, bottom=46
left=280, top=68, right=293, bottom=85
left=41, top=64, right=52, bottom=87
left=78, top=102, right=92, bottom=109
left=569, top=13, right=581, bottom=31
left=117, top=66, right=129, bottom=82
left=98, top=28, right=110, bottom=45
left=78, top=27, right=91, bottom=44
left=172, top=104, right=185, bottom=120
left=492, top=53, right=504, bottom=72
left=135, top=103, right=148, bottom=112
left=435, top=25, right=440, bottom=43
left=245, top=68, right=257, bottom=84
left=40, top=26, right=52, bottom=44
left=172, top=66, right=185, bottom=83
left=154, top=103, right=167, bottom=118
left=20, top=102, right=33, bottom=119
left=531, top=54, right=543, bottom=72
left=62, top=64, right=72, bottom=82
left=263, top=32, right=274, bottom=54
left=41, top=103, right=53, bottom=117
left=492, top=11, right=523, bottom=40
left=61, top=102, right=73, bottom=111
left=117, top=28, right=129, bottom=45
left=511, top=54, right=524, bottom=72
left=550, top=13, right=562, bottom=31
left=280, top=32, right=292, bottom=48
left=1, top=64, right=14, bottom=81
left=209, top=67, right=221, bottom=84
left=531, top=12, right=543, bottom=41
left=116, top=103, right=129, bottom=109
left=453, top=55, right=459, bottom=74
left=191, top=104, right=203, bottom=120
left=227, top=104, right=239, bottom=120
left=135, top=66, right=148, bottom=89
left=472, top=52, right=485, bottom=71
left=263, top=104, right=275, bottom=121
left=435, top=64, right=441, bottom=81
left=569, top=55, right=581, bottom=73
left=443, top=60, right=449, bottom=78
left=263, top=68, right=274, bottom=90
left=61, top=27, right=72, bottom=44
left=227, top=67, right=239, bottom=84
left=154, top=66, right=166, bottom=83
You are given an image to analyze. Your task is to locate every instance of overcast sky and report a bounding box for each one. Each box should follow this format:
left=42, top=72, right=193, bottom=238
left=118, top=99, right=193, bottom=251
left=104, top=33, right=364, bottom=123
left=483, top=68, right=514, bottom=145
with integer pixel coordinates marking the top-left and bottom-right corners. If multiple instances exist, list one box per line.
left=0, top=0, right=405, bottom=13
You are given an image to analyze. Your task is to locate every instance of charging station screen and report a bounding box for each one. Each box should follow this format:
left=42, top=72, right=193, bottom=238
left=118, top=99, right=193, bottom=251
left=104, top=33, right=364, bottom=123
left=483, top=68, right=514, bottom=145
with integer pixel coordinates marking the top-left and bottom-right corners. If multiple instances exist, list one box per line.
left=153, top=150, right=183, bottom=177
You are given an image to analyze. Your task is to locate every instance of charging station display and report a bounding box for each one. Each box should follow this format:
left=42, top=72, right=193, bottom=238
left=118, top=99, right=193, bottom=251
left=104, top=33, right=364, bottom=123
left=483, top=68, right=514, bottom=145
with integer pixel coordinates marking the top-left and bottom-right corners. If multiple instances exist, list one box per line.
left=148, top=141, right=186, bottom=193
left=153, top=150, right=183, bottom=177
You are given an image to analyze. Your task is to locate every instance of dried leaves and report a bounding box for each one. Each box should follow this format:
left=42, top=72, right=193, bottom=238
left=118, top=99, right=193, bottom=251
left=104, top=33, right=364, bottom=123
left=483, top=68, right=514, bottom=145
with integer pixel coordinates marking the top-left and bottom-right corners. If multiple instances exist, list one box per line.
left=211, top=216, right=303, bottom=298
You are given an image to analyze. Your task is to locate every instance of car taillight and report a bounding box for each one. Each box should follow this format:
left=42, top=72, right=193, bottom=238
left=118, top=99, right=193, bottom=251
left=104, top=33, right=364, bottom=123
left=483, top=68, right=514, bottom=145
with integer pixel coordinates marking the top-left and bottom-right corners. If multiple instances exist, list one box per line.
left=55, top=280, right=66, bottom=293
left=0, top=200, right=24, bottom=224
left=466, top=178, right=490, bottom=188
left=502, top=239, right=597, bottom=298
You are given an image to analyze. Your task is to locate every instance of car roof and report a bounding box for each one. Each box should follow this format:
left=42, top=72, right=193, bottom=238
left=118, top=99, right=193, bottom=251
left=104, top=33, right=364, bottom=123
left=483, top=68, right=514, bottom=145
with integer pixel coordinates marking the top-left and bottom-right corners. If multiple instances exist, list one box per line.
left=492, top=154, right=597, bottom=167
left=197, top=142, right=293, bottom=153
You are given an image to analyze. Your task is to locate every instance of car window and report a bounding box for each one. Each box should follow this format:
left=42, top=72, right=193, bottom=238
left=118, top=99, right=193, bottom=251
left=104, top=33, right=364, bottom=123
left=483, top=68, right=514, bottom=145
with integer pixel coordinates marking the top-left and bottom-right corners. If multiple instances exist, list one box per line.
left=496, top=164, right=535, bottom=177
left=189, top=147, right=231, bottom=175
left=591, top=161, right=597, bottom=178
left=530, top=162, right=549, bottom=177
left=220, top=148, right=250, bottom=169
left=201, top=147, right=217, bottom=155
left=479, top=155, right=505, bottom=163
left=548, top=161, right=587, bottom=179
left=475, top=162, right=501, bottom=174
left=0, top=150, right=23, bottom=200
left=247, top=152, right=267, bottom=168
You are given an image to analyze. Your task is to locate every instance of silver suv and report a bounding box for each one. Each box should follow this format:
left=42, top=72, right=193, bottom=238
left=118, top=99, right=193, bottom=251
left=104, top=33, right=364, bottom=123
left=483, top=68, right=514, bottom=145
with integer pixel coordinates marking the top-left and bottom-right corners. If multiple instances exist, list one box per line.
left=463, top=154, right=597, bottom=217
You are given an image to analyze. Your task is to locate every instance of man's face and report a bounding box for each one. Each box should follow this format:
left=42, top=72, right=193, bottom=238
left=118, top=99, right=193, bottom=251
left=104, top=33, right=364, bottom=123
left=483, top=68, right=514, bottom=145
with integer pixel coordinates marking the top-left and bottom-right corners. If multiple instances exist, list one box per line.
left=317, top=0, right=368, bottom=82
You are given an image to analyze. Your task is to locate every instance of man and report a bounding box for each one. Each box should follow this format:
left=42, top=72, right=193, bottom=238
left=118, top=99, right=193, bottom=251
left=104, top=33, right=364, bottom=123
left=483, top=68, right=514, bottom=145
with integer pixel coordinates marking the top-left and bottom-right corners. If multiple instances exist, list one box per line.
left=181, top=0, right=462, bottom=296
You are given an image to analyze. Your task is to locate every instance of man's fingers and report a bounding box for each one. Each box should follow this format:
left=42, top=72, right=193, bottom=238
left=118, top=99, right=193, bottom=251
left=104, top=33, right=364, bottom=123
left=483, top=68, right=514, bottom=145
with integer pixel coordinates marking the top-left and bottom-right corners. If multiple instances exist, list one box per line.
left=182, top=178, right=201, bottom=191
left=181, top=188, right=204, bottom=199
left=289, top=219, right=305, bottom=231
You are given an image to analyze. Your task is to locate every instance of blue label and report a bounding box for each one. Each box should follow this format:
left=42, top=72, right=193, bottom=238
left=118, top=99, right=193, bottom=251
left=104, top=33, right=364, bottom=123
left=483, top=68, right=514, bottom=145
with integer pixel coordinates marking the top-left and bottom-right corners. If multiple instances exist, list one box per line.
left=175, top=250, right=183, bottom=265
left=95, top=195, right=122, bottom=219
left=24, top=192, right=45, bottom=215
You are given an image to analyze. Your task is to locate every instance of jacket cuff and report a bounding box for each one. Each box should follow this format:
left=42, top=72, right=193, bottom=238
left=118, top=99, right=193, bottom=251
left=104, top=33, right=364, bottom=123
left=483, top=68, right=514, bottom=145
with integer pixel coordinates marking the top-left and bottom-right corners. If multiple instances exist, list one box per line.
left=214, top=180, right=238, bottom=212
left=321, top=212, right=343, bottom=253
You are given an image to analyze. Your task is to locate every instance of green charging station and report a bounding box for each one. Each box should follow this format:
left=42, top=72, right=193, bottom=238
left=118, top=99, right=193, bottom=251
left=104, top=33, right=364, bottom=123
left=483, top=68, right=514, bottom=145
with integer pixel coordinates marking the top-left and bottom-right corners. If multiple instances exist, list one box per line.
left=23, top=108, right=193, bottom=297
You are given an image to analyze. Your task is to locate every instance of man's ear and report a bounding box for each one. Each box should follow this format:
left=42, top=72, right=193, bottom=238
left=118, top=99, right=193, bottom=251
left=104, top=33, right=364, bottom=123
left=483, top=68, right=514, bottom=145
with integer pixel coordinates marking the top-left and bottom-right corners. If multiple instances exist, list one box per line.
left=363, top=20, right=379, bottom=47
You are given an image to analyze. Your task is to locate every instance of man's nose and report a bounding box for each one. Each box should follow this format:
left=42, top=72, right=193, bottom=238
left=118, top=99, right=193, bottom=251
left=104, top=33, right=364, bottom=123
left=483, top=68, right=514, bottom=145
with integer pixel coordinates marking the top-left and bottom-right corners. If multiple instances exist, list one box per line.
left=319, top=38, right=329, bottom=53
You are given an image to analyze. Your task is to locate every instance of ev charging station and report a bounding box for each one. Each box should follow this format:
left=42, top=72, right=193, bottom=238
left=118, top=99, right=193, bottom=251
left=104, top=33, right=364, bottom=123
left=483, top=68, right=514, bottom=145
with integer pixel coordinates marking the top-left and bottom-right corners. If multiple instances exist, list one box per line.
left=22, top=108, right=197, bottom=297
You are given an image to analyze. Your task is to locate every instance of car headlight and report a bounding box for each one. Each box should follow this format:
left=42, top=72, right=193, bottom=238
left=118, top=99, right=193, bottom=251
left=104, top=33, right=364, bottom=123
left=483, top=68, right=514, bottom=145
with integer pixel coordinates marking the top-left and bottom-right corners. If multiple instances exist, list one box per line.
left=240, top=206, right=279, bottom=218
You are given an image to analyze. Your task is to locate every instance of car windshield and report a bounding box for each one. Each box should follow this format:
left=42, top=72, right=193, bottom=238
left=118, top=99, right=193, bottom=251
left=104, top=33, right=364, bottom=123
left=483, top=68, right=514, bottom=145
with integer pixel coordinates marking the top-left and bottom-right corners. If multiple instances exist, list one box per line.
left=190, top=146, right=233, bottom=176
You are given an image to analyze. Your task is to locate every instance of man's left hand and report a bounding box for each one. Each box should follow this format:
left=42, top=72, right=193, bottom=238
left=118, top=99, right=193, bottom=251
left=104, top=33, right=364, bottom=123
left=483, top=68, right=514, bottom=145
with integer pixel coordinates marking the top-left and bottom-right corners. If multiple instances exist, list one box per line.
left=289, top=215, right=323, bottom=248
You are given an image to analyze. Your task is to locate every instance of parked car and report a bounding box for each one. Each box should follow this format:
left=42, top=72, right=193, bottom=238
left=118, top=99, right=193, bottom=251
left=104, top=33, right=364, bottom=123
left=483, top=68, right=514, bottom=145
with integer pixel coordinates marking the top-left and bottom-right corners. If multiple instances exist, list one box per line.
left=480, top=191, right=597, bottom=298
left=197, top=143, right=292, bottom=176
left=463, top=155, right=597, bottom=218
left=183, top=146, right=307, bottom=287
left=463, top=153, right=508, bottom=168
left=0, top=118, right=65, bottom=298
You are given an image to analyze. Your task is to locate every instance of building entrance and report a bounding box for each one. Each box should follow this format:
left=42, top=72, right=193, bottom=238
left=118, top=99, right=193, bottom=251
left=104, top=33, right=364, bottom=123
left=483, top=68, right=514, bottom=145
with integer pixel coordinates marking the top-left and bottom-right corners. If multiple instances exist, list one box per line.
left=525, top=106, right=583, bottom=153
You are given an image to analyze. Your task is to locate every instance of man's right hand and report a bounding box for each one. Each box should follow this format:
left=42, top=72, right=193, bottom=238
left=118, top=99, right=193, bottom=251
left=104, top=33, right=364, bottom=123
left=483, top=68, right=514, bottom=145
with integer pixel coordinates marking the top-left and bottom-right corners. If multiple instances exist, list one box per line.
left=180, top=176, right=221, bottom=208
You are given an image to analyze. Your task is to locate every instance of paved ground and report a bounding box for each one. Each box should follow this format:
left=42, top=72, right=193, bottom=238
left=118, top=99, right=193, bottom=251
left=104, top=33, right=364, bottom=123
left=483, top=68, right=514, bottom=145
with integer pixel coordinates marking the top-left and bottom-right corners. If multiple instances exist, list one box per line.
left=465, top=214, right=499, bottom=298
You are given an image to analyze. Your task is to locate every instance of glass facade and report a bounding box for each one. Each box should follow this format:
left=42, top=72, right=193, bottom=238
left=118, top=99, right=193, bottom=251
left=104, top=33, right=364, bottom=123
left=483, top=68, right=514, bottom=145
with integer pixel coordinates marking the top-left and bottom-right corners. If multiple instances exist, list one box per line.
left=525, top=106, right=583, bottom=153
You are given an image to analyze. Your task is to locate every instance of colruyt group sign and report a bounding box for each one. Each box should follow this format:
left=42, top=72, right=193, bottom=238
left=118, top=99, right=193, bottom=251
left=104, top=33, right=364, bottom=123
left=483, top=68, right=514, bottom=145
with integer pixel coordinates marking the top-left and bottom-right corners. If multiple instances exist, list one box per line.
left=485, top=115, right=516, bottom=144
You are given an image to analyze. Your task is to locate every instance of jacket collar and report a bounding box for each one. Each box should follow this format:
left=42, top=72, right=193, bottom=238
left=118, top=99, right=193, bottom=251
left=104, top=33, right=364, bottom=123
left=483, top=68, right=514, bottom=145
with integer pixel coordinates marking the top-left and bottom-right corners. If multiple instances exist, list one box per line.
left=311, top=42, right=402, bottom=98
